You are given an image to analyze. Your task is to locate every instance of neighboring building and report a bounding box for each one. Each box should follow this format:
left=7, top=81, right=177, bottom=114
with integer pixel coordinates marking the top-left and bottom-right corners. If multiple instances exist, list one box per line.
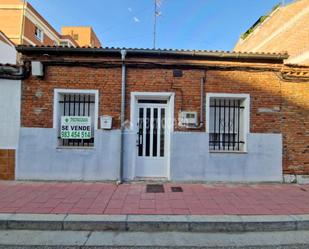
left=9, top=45, right=309, bottom=183
left=0, top=31, right=16, bottom=64
left=0, top=0, right=101, bottom=47
left=62, top=27, right=101, bottom=48
left=234, top=0, right=309, bottom=65
left=0, top=32, right=22, bottom=180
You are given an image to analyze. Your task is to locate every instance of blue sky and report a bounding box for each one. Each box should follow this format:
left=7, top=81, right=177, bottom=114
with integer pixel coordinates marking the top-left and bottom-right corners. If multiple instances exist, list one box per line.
left=28, top=0, right=293, bottom=51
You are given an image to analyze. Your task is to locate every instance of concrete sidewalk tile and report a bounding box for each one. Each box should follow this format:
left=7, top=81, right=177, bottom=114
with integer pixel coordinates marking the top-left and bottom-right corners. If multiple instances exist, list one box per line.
left=63, top=214, right=127, bottom=231
left=139, top=199, right=155, bottom=209
left=169, top=200, right=187, bottom=209
left=7, top=213, right=66, bottom=230
left=87, top=208, right=105, bottom=215
left=104, top=208, right=122, bottom=214
left=155, top=209, right=174, bottom=215
left=134, top=209, right=156, bottom=215
left=188, top=215, right=243, bottom=232
left=69, top=207, right=89, bottom=214
left=51, top=203, right=74, bottom=214
left=172, top=208, right=190, bottom=215
left=29, top=207, right=53, bottom=214
left=0, top=207, right=18, bottom=213
left=240, top=215, right=297, bottom=231
left=126, top=215, right=189, bottom=232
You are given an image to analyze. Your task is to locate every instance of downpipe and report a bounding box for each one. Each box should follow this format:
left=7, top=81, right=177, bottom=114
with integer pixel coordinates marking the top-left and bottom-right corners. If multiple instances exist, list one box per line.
left=118, top=49, right=127, bottom=184
left=187, top=75, right=205, bottom=129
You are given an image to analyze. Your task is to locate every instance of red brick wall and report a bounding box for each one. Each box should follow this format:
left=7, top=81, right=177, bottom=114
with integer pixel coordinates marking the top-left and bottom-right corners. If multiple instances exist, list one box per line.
left=206, top=71, right=282, bottom=134
left=23, top=17, right=56, bottom=46
left=22, top=66, right=122, bottom=129
left=20, top=61, right=309, bottom=175
left=281, top=81, right=309, bottom=175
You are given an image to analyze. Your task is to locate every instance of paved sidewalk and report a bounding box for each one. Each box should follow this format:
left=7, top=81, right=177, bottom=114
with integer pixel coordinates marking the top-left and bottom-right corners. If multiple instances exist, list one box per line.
left=0, top=181, right=309, bottom=215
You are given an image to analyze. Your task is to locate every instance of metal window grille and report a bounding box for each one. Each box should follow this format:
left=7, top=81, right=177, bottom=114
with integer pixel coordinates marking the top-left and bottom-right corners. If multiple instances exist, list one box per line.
left=58, top=93, right=95, bottom=147
left=209, top=98, right=245, bottom=151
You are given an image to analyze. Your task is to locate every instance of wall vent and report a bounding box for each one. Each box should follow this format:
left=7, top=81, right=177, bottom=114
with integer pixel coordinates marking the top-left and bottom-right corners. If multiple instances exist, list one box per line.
left=173, top=69, right=183, bottom=77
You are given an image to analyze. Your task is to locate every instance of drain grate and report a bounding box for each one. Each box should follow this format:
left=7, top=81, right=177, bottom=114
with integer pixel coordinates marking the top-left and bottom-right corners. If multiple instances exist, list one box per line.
left=171, top=186, right=183, bottom=192
left=146, top=184, right=165, bottom=193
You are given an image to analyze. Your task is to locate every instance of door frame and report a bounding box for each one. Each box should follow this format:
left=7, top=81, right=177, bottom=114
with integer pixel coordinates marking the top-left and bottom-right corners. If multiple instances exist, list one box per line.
left=130, top=92, right=175, bottom=180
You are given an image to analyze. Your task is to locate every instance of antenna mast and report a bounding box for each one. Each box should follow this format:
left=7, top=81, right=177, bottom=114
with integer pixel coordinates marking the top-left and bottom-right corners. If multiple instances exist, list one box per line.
left=153, top=0, right=157, bottom=49
left=153, top=0, right=162, bottom=49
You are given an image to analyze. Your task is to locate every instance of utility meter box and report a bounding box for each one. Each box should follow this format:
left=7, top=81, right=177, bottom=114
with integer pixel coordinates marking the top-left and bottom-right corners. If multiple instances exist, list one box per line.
left=179, top=111, right=198, bottom=127
left=100, top=115, right=112, bottom=130
left=31, top=61, right=44, bottom=76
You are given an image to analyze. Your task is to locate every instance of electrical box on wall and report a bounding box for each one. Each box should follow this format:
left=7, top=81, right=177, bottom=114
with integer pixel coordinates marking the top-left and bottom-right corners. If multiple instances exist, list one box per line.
left=179, top=111, right=198, bottom=127
left=100, top=115, right=112, bottom=130
left=31, top=61, right=44, bottom=76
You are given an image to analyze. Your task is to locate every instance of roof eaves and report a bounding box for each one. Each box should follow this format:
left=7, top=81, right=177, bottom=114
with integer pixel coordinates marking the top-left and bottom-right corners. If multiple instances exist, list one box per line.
left=15, top=45, right=289, bottom=61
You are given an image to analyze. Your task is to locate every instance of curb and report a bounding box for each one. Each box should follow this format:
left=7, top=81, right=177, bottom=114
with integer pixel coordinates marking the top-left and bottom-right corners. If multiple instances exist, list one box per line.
left=0, top=214, right=309, bottom=232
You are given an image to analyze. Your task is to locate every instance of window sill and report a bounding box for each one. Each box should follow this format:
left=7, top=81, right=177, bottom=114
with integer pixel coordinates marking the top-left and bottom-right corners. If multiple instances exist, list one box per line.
left=209, top=150, right=247, bottom=154
left=56, top=146, right=95, bottom=150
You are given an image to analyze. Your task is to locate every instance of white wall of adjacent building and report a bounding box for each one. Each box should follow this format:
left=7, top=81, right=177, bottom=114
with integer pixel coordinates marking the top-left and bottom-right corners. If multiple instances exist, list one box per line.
left=0, top=79, right=21, bottom=149
left=0, top=39, right=20, bottom=149
left=0, top=40, right=16, bottom=64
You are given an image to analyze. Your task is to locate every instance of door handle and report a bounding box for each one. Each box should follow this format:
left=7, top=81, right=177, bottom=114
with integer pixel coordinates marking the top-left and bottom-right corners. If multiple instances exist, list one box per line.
left=136, top=133, right=142, bottom=146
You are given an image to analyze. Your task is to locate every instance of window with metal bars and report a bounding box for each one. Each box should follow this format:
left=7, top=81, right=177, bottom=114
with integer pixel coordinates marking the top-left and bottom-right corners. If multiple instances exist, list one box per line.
left=34, top=27, right=44, bottom=42
left=57, top=93, right=96, bottom=147
left=208, top=97, right=246, bottom=151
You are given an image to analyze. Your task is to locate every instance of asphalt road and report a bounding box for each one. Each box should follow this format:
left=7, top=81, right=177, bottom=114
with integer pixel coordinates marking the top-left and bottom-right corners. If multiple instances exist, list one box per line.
left=1, top=230, right=309, bottom=248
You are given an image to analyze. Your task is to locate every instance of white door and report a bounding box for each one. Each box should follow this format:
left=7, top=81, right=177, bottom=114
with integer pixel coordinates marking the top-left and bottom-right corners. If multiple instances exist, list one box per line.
left=135, top=100, right=168, bottom=178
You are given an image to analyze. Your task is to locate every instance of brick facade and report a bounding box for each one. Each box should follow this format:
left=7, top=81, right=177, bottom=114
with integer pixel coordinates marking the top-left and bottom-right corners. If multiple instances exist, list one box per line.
left=19, top=50, right=309, bottom=176
left=281, top=80, right=309, bottom=174
left=0, top=0, right=101, bottom=47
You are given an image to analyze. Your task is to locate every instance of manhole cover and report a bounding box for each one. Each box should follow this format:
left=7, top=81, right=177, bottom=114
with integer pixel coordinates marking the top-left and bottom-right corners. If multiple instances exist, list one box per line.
left=171, top=186, right=183, bottom=192
left=146, top=184, right=164, bottom=193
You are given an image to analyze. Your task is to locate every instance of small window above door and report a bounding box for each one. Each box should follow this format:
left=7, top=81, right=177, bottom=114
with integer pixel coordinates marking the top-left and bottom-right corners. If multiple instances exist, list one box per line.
left=138, top=99, right=167, bottom=104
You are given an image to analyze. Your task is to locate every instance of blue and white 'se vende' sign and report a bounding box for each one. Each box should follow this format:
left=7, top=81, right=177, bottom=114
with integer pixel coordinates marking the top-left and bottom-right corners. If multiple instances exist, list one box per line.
left=61, top=116, right=91, bottom=139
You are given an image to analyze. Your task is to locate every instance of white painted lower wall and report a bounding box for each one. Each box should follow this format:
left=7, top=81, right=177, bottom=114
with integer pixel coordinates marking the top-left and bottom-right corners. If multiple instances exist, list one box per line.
left=170, top=132, right=282, bottom=182
left=0, top=79, right=21, bottom=149
left=17, top=128, right=282, bottom=182
left=17, top=128, right=121, bottom=180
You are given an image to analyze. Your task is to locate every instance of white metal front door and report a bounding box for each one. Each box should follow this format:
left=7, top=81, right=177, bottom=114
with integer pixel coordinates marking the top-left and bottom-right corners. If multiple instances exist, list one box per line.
left=135, top=100, right=168, bottom=178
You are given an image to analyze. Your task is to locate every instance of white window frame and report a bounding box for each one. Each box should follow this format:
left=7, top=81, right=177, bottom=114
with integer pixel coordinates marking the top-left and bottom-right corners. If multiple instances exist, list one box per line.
left=206, top=93, right=250, bottom=152
left=53, top=89, right=99, bottom=147
left=34, top=27, right=44, bottom=42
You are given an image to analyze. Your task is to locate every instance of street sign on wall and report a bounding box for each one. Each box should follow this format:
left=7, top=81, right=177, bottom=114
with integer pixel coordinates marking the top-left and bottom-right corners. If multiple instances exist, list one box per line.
left=60, top=116, right=91, bottom=139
